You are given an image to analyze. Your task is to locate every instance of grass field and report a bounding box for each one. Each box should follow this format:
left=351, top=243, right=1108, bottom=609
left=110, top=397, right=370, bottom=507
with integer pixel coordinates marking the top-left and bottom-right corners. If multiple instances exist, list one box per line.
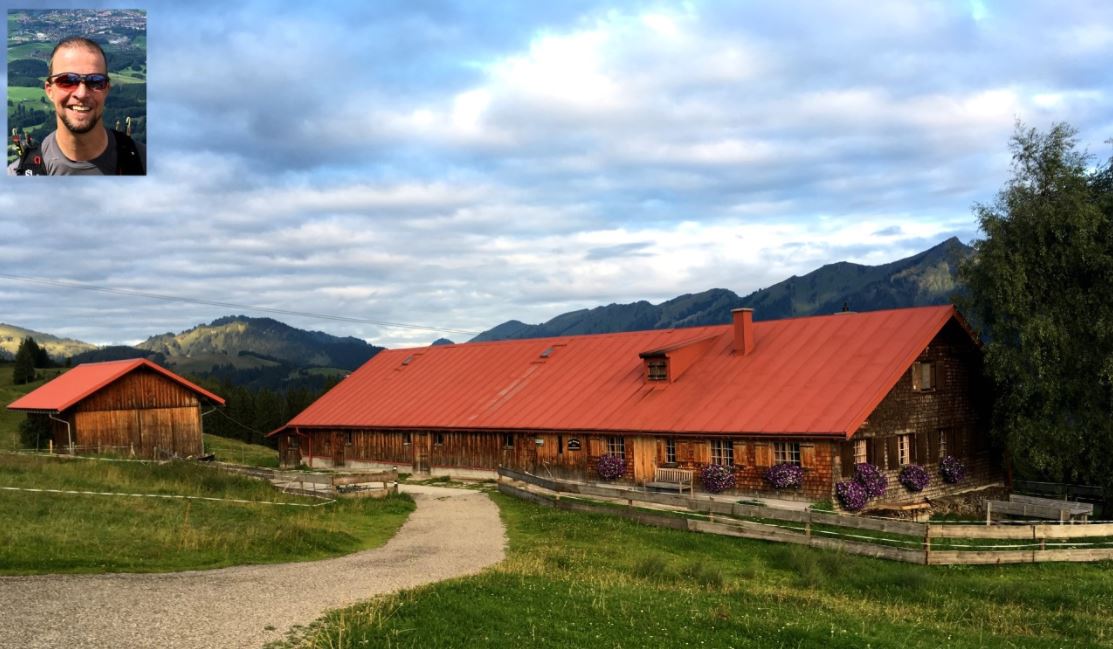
left=273, top=492, right=1113, bottom=649
left=203, top=433, right=279, bottom=467
left=0, top=363, right=67, bottom=449
left=0, top=453, right=413, bottom=574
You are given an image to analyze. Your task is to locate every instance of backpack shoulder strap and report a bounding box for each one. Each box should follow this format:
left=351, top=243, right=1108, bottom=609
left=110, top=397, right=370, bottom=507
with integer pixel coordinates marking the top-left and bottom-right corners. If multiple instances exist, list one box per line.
left=15, top=146, right=46, bottom=176
left=112, top=130, right=145, bottom=175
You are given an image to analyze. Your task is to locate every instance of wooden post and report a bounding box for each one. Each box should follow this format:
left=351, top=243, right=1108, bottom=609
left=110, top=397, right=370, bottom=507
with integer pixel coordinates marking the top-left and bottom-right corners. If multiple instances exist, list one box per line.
left=985, top=500, right=992, bottom=526
left=48, top=439, right=53, bottom=454
left=924, top=525, right=932, bottom=565
left=805, top=511, right=812, bottom=539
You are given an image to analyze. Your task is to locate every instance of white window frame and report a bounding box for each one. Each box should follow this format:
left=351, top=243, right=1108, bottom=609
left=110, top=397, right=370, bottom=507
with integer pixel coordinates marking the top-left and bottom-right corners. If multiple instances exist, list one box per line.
left=665, top=438, right=677, bottom=464
left=774, top=441, right=801, bottom=465
left=710, top=439, right=734, bottom=466
left=607, top=436, right=625, bottom=457
left=897, top=434, right=911, bottom=466
left=853, top=439, right=867, bottom=465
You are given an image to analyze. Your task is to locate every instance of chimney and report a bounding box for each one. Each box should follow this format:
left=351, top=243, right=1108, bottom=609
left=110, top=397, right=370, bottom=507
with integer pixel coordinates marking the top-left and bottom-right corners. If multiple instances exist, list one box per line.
left=732, top=308, right=754, bottom=355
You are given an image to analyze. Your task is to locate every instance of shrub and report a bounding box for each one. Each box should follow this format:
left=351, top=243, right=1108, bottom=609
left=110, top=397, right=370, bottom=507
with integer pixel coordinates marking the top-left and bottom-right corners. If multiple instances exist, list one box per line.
left=835, top=480, right=868, bottom=511
left=899, top=464, right=930, bottom=492
left=18, top=415, right=52, bottom=450
left=596, top=454, right=626, bottom=481
left=853, top=462, right=888, bottom=498
left=763, top=463, right=803, bottom=489
left=700, top=464, right=736, bottom=493
left=940, top=455, right=966, bottom=484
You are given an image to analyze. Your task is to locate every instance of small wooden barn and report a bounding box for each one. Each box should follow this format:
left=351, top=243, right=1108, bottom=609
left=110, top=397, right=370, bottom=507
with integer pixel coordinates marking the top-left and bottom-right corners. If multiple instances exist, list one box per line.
left=8, top=359, right=224, bottom=458
left=271, top=305, right=1000, bottom=505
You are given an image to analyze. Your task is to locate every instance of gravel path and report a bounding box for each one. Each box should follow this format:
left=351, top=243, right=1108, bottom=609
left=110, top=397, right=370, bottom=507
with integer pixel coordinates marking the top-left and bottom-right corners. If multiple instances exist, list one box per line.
left=0, top=484, right=506, bottom=649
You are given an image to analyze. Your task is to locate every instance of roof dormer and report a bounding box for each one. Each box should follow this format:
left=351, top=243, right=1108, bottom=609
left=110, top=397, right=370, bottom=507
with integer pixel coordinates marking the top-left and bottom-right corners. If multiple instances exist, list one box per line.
left=638, top=332, right=722, bottom=384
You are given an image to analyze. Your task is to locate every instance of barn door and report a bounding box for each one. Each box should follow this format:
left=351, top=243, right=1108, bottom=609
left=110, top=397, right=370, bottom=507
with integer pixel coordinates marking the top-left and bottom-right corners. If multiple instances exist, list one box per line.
left=413, top=433, right=431, bottom=474
left=632, top=436, right=656, bottom=484
left=334, top=432, right=346, bottom=468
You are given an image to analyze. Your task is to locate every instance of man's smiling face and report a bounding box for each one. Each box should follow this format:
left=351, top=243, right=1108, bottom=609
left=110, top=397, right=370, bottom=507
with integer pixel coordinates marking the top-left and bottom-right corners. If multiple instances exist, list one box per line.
left=45, top=44, right=110, bottom=136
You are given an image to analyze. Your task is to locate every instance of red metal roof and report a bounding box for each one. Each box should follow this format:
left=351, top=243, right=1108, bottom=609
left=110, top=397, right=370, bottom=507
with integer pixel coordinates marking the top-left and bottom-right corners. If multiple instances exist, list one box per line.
left=7, top=359, right=225, bottom=412
left=278, top=305, right=967, bottom=439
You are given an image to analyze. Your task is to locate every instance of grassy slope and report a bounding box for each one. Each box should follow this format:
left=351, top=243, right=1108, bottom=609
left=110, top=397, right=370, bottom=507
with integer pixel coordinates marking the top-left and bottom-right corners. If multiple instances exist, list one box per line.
left=0, top=454, right=413, bottom=574
left=0, top=363, right=66, bottom=449
left=274, top=493, right=1113, bottom=649
left=203, top=433, right=279, bottom=467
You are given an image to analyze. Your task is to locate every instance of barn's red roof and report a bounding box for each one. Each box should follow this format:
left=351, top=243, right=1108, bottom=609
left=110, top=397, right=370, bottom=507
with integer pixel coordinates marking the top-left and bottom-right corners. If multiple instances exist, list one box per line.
left=278, top=305, right=969, bottom=439
left=7, top=358, right=225, bottom=412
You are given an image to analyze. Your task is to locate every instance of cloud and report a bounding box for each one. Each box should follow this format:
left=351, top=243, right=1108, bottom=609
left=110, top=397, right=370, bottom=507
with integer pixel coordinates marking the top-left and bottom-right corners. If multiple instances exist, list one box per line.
left=3, top=0, right=1111, bottom=350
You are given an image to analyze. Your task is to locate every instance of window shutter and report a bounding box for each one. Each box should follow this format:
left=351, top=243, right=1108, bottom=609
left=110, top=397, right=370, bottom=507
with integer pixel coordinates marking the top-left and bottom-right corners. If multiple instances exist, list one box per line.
left=931, top=362, right=940, bottom=390
left=929, top=430, right=941, bottom=461
left=915, top=433, right=928, bottom=463
left=840, top=443, right=855, bottom=477
left=886, top=436, right=898, bottom=469
left=755, top=442, right=773, bottom=467
left=869, top=438, right=884, bottom=466
left=911, top=364, right=922, bottom=390
left=733, top=440, right=748, bottom=467
left=800, top=443, right=816, bottom=468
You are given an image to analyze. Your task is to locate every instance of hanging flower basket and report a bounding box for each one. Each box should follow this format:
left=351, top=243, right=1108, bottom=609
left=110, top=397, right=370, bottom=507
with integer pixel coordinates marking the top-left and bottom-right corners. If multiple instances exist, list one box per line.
left=835, top=480, right=868, bottom=512
left=700, top=464, right=736, bottom=493
left=596, top=455, right=626, bottom=481
left=853, top=462, right=888, bottom=499
left=899, top=464, right=930, bottom=492
left=763, top=463, right=803, bottom=489
left=940, top=455, right=966, bottom=484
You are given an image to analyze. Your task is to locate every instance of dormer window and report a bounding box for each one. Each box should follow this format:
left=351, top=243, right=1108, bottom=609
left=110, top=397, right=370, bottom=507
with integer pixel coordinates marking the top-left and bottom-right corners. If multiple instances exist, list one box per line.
left=646, top=358, right=668, bottom=381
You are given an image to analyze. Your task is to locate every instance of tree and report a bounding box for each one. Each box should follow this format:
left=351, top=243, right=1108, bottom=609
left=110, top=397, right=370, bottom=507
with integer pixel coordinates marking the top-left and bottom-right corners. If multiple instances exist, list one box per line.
left=960, top=123, right=1113, bottom=494
left=12, top=338, right=37, bottom=385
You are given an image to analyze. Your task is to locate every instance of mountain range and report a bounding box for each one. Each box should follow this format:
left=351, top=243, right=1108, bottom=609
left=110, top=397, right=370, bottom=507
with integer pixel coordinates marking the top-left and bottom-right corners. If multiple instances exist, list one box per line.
left=471, top=236, right=972, bottom=341
left=3, top=237, right=972, bottom=384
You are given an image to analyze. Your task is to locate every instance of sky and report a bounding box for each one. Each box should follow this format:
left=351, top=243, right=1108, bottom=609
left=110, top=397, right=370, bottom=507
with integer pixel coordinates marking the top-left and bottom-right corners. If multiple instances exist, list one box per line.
left=2, top=0, right=1111, bottom=349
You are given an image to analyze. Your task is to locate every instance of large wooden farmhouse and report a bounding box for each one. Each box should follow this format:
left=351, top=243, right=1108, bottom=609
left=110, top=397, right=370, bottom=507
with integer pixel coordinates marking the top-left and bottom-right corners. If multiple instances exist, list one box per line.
left=8, top=359, right=224, bottom=458
left=272, top=306, right=1000, bottom=504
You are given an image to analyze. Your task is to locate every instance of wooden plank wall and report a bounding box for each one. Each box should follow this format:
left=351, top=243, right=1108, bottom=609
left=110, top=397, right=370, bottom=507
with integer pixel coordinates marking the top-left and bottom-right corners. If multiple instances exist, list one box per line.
left=75, top=369, right=201, bottom=412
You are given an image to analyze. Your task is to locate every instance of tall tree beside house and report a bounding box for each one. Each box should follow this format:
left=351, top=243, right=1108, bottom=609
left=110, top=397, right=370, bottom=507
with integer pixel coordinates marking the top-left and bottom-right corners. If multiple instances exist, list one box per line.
left=12, top=337, right=37, bottom=385
left=960, top=122, right=1113, bottom=494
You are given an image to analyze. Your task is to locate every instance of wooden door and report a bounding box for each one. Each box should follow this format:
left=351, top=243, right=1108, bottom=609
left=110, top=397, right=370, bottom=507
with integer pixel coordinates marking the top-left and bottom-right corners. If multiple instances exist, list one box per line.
left=334, top=432, right=346, bottom=467
left=632, top=436, right=656, bottom=484
left=413, top=433, right=431, bottom=474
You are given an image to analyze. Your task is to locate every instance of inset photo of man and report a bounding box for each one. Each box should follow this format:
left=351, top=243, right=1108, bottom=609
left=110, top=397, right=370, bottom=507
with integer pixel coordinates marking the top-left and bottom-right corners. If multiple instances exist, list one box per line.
left=7, top=9, right=147, bottom=176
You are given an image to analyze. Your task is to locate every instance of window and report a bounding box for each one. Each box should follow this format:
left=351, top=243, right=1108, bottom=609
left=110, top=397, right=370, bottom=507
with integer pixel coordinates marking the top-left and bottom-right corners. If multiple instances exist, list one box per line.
left=289, top=436, right=299, bottom=449
left=607, top=436, right=625, bottom=457
left=434, top=433, right=445, bottom=446
left=853, top=439, right=867, bottom=465
left=503, top=433, right=514, bottom=449
left=912, top=362, right=935, bottom=391
left=557, top=435, right=564, bottom=455
left=665, top=438, right=676, bottom=464
left=774, top=442, right=800, bottom=465
left=402, top=432, right=412, bottom=445
left=897, top=434, right=911, bottom=466
left=345, top=431, right=353, bottom=446
left=647, top=359, right=668, bottom=381
left=710, top=439, right=734, bottom=466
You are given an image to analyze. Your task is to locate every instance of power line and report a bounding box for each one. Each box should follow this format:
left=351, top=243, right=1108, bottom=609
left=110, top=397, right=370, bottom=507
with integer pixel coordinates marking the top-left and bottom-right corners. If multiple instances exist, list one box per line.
left=0, top=272, right=480, bottom=337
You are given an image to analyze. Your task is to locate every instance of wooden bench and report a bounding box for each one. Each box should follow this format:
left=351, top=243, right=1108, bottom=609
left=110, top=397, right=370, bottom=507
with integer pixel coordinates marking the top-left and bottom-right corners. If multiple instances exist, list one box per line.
left=986, top=494, right=1094, bottom=523
left=645, top=467, right=694, bottom=495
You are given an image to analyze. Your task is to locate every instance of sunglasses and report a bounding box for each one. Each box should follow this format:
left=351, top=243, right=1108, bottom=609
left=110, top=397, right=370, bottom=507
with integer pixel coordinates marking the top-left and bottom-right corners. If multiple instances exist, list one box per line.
left=48, top=72, right=110, bottom=91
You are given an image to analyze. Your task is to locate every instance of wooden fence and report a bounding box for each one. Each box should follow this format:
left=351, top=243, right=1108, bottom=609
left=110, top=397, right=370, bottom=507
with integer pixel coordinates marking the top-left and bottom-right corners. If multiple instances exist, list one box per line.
left=214, top=463, right=398, bottom=498
left=497, top=467, right=1113, bottom=565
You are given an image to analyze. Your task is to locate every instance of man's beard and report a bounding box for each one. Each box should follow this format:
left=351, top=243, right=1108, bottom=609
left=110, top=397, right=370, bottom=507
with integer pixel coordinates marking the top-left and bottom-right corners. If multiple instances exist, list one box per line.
left=60, top=111, right=100, bottom=135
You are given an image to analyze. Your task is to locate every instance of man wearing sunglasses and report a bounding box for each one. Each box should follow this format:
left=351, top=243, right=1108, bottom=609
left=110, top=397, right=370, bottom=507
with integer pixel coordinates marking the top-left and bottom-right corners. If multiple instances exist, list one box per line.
left=8, top=36, right=145, bottom=176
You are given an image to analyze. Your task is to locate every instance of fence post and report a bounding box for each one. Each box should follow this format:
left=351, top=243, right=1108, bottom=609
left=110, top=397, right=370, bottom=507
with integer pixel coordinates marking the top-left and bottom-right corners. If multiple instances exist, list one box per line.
left=923, top=525, right=932, bottom=565
left=805, top=511, right=812, bottom=539
left=985, top=500, right=992, bottom=526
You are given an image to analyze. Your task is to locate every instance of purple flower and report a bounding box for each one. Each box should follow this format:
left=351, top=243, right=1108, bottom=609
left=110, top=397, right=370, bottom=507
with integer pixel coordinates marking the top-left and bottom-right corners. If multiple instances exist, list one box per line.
left=853, top=463, right=888, bottom=499
left=700, top=464, right=736, bottom=493
left=763, top=463, right=803, bottom=489
left=836, top=480, right=868, bottom=512
left=596, top=454, right=626, bottom=480
left=940, top=455, right=966, bottom=484
left=899, top=464, right=930, bottom=492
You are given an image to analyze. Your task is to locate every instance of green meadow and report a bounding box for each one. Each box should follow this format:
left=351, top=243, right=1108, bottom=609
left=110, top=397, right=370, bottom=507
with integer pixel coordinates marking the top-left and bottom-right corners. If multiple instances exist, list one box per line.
left=273, top=492, right=1113, bottom=649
